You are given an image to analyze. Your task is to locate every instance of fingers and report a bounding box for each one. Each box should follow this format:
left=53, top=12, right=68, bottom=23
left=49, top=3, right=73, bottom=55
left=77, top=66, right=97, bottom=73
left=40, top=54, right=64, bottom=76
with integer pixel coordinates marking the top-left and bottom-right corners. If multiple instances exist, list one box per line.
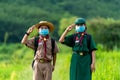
left=66, top=24, right=75, bottom=32
left=31, top=25, right=35, bottom=29
left=91, top=64, right=95, bottom=72
left=68, top=26, right=72, bottom=31
left=27, top=25, right=35, bottom=33
left=71, top=24, right=75, bottom=27
left=69, top=24, right=75, bottom=28
left=91, top=67, right=95, bottom=72
left=29, top=27, right=34, bottom=32
left=30, top=25, right=35, bottom=30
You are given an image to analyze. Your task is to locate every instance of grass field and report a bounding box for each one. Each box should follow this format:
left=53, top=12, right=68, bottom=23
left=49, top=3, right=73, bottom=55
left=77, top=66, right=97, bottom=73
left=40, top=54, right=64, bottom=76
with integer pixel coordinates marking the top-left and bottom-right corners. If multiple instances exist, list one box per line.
left=0, top=43, right=120, bottom=80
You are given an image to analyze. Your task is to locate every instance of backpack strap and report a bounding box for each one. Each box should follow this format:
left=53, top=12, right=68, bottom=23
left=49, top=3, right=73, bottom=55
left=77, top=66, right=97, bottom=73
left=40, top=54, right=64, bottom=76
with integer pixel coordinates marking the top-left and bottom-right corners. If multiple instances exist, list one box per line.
left=34, top=37, right=55, bottom=56
left=51, top=38, right=55, bottom=56
left=32, top=37, right=55, bottom=69
left=34, top=36, right=39, bottom=56
left=32, top=36, right=39, bottom=69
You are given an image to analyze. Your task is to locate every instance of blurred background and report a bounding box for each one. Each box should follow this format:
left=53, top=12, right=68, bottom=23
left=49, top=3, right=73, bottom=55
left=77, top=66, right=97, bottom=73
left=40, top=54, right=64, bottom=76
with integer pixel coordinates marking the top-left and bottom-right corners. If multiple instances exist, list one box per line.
left=0, top=0, right=120, bottom=80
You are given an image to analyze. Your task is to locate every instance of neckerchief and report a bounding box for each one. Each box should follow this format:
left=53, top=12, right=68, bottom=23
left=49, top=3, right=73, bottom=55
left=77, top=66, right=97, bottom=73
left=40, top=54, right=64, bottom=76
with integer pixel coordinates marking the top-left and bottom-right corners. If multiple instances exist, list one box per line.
left=76, top=32, right=86, bottom=46
left=39, top=35, right=49, bottom=59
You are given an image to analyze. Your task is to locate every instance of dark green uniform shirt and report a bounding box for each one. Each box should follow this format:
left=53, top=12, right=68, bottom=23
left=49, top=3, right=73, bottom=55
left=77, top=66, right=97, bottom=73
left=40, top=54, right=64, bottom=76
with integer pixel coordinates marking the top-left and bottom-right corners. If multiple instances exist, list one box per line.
left=63, top=33, right=97, bottom=53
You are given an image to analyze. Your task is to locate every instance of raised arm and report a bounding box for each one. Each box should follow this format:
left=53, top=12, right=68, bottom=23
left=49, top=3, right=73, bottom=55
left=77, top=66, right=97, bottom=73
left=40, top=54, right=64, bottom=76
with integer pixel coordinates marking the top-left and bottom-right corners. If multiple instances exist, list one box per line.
left=59, top=24, right=75, bottom=43
left=21, top=25, right=35, bottom=44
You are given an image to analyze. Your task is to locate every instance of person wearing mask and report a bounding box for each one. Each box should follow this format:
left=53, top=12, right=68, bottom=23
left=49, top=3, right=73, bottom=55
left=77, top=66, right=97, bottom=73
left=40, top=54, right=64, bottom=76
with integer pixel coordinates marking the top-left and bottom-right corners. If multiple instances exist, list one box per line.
left=59, top=18, right=97, bottom=80
left=21, top=21, right=59, bottom=80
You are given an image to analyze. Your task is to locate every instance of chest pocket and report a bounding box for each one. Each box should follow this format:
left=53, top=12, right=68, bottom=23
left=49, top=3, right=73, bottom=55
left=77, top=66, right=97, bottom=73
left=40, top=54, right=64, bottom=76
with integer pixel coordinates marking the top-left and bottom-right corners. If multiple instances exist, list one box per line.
left=73, top=35, right=89, bottom=52
left=47, top=44, right=52, bottom=50
left=73, top=41, right=82, bottom=52
left=37, top=41, right=43, bottom=50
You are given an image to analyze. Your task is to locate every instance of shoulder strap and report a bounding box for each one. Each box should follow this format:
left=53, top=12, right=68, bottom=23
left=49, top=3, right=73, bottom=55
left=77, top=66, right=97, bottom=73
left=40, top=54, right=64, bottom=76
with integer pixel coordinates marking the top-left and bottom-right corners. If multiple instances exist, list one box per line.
left=32, top=36, right=39, bottom=69
left=34, top=36, right=39, bottom=56
left=34, top=37, right=55, bottom=56
left=51, top=38, right=55, bottom=56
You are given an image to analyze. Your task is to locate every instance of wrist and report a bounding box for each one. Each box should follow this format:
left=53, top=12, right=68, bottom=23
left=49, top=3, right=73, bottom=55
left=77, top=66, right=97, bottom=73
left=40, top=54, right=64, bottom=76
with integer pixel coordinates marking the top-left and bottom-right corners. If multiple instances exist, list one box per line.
left=65, top=29, right=69, bottom=33
left=25, top=32, right=30, bottom=36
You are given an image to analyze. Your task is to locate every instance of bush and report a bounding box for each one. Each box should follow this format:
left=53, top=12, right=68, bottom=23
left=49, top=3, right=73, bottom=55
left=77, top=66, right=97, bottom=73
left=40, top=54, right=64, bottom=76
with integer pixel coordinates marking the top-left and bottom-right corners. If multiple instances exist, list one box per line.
left=87, top=18, right=120, bottom=49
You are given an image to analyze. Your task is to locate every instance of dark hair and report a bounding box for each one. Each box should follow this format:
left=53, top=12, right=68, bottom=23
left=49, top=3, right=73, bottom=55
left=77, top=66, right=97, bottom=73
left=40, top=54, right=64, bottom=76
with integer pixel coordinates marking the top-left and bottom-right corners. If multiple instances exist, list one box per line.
left=38, top=25, right=50, bottom=29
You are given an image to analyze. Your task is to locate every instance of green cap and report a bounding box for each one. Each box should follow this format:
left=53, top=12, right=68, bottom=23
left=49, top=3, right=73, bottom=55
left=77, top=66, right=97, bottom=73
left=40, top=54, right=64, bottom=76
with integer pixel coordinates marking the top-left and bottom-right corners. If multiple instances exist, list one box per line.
left=74, top=18, right=86, bottom=24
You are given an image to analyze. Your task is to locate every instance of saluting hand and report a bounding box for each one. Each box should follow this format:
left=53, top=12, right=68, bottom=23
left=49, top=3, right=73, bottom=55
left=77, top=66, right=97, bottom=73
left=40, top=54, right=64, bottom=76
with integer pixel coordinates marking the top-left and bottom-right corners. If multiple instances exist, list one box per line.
left=66, top=24, right=75, bottom=32
left=59, top=24, right=75, bottom=42
left=27, top=25, right=35, bottom=34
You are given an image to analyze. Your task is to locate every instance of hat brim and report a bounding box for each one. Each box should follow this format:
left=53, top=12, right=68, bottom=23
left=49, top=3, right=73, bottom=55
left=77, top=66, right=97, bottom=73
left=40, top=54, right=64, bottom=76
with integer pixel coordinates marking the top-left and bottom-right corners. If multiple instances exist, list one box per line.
left=35, top=22, right=54, bottom=32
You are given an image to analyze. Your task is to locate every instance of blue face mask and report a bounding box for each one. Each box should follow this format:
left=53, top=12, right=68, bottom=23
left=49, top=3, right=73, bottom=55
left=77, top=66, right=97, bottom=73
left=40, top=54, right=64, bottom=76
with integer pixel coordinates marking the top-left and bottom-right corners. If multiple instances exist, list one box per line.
left=39, top=29, right=49, bottom=36
left=75, top=25, right=85, bottom=32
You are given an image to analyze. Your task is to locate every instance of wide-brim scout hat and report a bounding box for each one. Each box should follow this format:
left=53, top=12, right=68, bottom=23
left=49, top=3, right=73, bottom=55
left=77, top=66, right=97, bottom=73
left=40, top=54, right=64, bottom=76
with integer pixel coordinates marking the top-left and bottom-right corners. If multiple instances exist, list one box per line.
left=75, top=18, right=86, bottom=24
left=35, top=21, right=54, bottom=32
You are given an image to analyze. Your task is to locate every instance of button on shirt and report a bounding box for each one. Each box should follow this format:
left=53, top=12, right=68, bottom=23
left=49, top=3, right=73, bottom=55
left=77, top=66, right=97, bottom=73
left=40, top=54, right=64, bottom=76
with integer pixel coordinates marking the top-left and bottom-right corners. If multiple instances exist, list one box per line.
left=26, top=36, right=59, bottom=60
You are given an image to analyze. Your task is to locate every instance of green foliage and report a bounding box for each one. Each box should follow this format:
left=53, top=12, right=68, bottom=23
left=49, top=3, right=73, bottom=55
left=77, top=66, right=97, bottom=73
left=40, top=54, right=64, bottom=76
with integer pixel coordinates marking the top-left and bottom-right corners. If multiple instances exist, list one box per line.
left=59, top=16, right=77, bottom=35
left=87, top=17, right=120, bottom=49
left=0, top=2, right=62, bottom=42
left=0, top=0, right=120, bottom=49
left=92, top=50, right=120, bottom=80
left=4, top=32, right=9, bottom=45
left=0, top=44, right=120, bottom=80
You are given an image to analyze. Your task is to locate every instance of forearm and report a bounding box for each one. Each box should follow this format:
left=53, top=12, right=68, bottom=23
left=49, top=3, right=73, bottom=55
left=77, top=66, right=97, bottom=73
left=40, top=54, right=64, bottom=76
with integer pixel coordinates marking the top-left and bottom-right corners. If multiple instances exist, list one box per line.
left=59, top=24, right=75, bottom=42
left=91, top=51, right=95, bottom=64
left=21, top=25, right=35, bottom=44
left=59, top=30, right=68, bottom=42
left=21, top=34, right=29, bottom=44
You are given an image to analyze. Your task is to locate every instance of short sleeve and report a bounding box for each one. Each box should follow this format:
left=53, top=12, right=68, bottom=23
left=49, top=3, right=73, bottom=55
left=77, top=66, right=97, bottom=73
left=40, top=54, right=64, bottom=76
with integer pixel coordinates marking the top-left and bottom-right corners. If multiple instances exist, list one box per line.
left=26, top=37, right=35, bottom=50
left=89, top=36, right=97, bottom=51
left=62, top=34, right=74, bottom=47
left=54, top=41, right=59, bottom=54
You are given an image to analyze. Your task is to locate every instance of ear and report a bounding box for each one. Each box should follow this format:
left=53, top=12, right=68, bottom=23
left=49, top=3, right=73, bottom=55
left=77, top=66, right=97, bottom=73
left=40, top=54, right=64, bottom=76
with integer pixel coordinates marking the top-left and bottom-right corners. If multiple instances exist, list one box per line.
left=85, top=26, right=87, bottom=31
left=83, top=24, right=87, bottom=31
left=38, top=28, right=40, bottom=32
left=85, top=27, right=87, bottom=30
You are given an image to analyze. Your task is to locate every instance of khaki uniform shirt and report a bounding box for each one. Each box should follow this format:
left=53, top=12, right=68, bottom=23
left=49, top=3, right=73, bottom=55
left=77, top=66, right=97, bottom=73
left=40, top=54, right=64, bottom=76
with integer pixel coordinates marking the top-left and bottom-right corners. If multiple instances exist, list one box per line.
left=26, top=36, right=59, bottom=60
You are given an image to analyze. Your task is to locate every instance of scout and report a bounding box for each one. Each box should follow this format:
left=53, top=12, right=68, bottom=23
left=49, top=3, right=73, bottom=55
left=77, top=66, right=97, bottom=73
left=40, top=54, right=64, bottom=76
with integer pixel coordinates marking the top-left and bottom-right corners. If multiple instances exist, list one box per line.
left=59, top=18, right=97, bottom=80
left=21, top=21, right=59, bottom=80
